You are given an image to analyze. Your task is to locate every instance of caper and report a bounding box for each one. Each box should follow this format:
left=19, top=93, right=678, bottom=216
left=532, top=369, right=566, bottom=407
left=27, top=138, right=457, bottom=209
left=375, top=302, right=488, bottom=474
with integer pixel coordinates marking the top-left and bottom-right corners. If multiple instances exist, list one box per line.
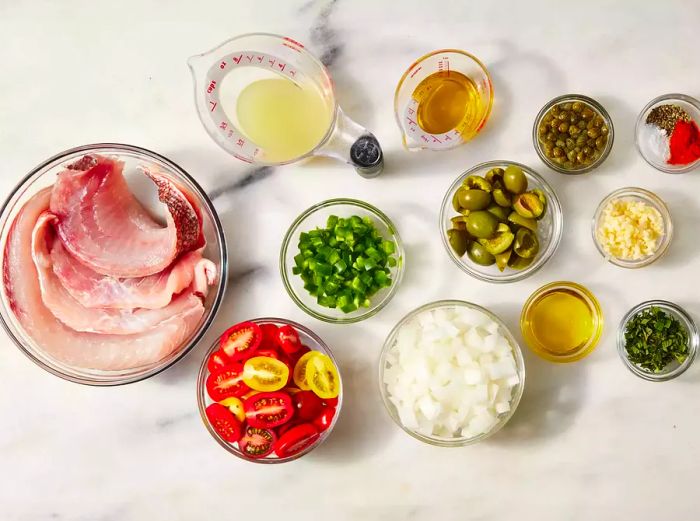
left=601, top=125, right=609, bottom=135
left=508, top=212, right=538, bottom=232
left=502, top=165, right=528, bottom=194
left=513, top=192, right=545, bottom=219
left=577, top=120, right=587, bottom=130
left=492, top=188, right=512, bottom=207
left=458, top=189, right=491, bottom=211
left=587, top=127, right=600, bottom=139
left=467, top=241, right=496, bottom=266
left=558, top=122, right=569, bottom=133
left=465, top=211, right=499, bottom=239
left=447, top=228, right=469, bottom=257
left=558, top=111, right=569, bottom=121
left=495, top=249, right=512, bottom=272
left=513, top=228, right=539, bottom=259
left=478, top=223, right=515, bottom=255
left=568, top=125, right=580, bottom=136
left=563, top=102, right=573, bottom=111
left=572, top=102, right=583, bottom=112
left=463, top=176, right=492, bottom=192
left=553, top=147, right=564, bottom=158
left=595, top=136, right=605, bottom=149
left=508, top=253, right=534, bottom=270
left=487, top=204, right=510, bottom=222
left=582, top=108, right=594, bottom=120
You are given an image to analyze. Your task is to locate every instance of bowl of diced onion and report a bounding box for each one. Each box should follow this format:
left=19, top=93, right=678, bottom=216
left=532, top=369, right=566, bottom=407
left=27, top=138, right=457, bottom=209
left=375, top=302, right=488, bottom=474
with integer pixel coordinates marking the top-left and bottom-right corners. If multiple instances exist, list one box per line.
left=379, top=300, right=525, bottom=446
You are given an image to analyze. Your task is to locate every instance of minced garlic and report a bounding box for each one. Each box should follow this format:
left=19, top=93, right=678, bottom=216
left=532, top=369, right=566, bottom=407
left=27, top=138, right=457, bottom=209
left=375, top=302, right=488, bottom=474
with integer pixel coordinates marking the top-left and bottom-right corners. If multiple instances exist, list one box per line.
left=596, top=198, right=664, bottom=260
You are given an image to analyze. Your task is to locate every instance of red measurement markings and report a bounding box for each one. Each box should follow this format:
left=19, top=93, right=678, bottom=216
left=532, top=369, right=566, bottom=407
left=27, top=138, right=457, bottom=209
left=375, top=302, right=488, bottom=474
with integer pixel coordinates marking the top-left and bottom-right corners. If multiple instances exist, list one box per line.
left=207, top=80, right=217, bottom=93
left=257, top=55, right=264, bottom=63
left=236, top=138, right=245, bottom=147
left=289, top=69, right=296, bottom=77
left=421, top=135, right=429, bottom=142
left=432, top=136, right=442, bottom=144
left=406, top=117, right=417, bottom=126
left=407, top=108, right=415, bottom=115
left=220, top=61, right=226, bottom=69
left=409, top=66, right=422, bottom=79
left=219, top=121, right=227, bottom=130
left=444, top=134, right=452, bottom=141
left=278, top=62, right=286, bottom=72
left=268, top=58, right=276, bottom=67
left=227, top=130, right=234, bottom=138
left=209, top=101, right=217, bottom=112
left=245, top=54, right=253, bottom=62
left=283, top=36, right=304, bottom=49
left=232, top=54, right=243, bottom=64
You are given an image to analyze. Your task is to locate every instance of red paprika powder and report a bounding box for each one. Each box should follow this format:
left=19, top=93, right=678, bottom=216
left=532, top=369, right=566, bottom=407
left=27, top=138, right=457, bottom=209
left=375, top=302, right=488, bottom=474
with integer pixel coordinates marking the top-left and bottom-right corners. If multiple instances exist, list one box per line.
left=668, top=120, right=700, bottom=165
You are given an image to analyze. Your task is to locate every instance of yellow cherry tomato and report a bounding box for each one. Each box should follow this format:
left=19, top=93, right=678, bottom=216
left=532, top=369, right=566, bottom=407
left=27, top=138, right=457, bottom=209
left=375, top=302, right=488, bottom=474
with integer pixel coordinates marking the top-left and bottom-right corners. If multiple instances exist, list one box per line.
left=293, top=351, right=322, bottom=390
left=306, top=353, right=340, bottom=399
left=219, top=396, right=245, bottom=422
left=242, top=356, right=289, bottom=392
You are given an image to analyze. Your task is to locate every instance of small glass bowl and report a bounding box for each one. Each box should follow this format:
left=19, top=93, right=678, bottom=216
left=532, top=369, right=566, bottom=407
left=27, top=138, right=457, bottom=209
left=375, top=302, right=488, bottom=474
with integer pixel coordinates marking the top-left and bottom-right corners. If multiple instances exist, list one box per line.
left=378, top=300, right=525, bottom=447
left=635, top=93, right=700, bottom=174
left=197, top=317, right=343, bottom=463
left=280, top=198, right=404, bottom=323
left=439, top=161, right=563, bottom=283
left=0, top=144, right=227, bottom=386
left=533, top=94, right=614, bottom=175
left=520, top=281, right=603, bottom=363
left=592, top=187, right=673, bottom=269
left=617, top=300, right=699, bottom=381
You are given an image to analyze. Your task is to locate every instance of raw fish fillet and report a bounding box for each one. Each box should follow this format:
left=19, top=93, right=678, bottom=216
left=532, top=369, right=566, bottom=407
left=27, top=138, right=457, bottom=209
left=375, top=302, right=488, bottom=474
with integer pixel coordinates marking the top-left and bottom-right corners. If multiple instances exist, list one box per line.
left=33, top=212, right=213, bottom=335
left=50, top=155, right=202, bottom=278
left=3, top=190, right=206, bottom=371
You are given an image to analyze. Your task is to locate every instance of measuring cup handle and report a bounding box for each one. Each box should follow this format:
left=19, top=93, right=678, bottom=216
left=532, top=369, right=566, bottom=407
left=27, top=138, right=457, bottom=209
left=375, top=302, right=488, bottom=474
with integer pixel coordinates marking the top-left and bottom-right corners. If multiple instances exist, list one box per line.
left=315, top=108, right=384, bottom=178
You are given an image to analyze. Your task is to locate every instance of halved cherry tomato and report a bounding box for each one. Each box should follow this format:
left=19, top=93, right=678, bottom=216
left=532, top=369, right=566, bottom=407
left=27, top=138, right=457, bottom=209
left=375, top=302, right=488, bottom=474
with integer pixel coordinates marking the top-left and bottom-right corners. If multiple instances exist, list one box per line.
left=243, top=356, right=289, bottom=392
left=274, top=423, right=319, bottom=458
left=206, top=365, right=249, bottom=401
left=283, top=387, right=301, bottom=395
left=306, top=353, right=340, bottom=399
left=313, top=406, right=336, bottom=432
left=242, top=390, right=260, bottom=400
left=288, top=344, right=311, bottom=367
left=293, top=351, right=321, bottom=390
left=219, top=396, right=245, bottom=422
left=220, top=321, right=261, bottom=361
left=205, top=403, right=242, bottom=442
left=238, top=426, right=276, bottom=459
left=259, top=323, right=279, bottom=348
left=255, top=347, right=281, bottom=360
left=323, top=397, right=339, bottom=408
left=207, top=349, right=231, bottom=373
left=292, top=390, right=324, bottom=421
left=244, top=391, right=294, bottom=429
left=277, top=324, right=301, bottom=355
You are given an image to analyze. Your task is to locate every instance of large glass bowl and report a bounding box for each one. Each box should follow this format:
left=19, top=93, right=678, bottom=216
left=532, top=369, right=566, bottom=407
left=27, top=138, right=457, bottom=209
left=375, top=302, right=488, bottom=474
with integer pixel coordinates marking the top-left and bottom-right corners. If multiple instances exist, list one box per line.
left=0, top=144, right=227, bottom=385
left=379, top=300, right=525, bottom=447
left=439, top=161, right=563, bottom=283
left=197, top=317, right=343, bottom=463
left=280, top=198, right=404, bottom=323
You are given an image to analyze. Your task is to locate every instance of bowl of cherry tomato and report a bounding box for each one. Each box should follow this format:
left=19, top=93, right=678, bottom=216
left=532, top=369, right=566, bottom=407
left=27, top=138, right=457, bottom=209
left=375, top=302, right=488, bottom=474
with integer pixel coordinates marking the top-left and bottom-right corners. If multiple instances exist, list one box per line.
left=197, top=318, right=342, bottom=463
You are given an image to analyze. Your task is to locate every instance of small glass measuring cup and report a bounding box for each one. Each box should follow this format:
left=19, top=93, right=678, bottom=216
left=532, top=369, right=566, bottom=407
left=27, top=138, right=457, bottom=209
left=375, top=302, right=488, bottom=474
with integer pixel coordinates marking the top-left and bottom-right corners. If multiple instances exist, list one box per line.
left=394, top=50, right=493, bottom=152
left=188, top=33, right=383, bottom=178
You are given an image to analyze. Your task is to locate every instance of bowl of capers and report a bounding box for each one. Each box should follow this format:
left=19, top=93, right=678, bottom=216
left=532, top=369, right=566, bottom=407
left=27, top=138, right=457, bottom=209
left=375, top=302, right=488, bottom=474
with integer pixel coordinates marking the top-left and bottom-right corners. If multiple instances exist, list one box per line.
left=439, top=161, right=563, bottom=283
left=533, top=94, right=614, bottom=174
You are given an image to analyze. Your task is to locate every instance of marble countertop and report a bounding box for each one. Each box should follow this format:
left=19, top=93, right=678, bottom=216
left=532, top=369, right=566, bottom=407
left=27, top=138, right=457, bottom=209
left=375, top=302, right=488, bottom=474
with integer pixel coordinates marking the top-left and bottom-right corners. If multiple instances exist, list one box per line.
left=3, top=0, right=700, bottom=519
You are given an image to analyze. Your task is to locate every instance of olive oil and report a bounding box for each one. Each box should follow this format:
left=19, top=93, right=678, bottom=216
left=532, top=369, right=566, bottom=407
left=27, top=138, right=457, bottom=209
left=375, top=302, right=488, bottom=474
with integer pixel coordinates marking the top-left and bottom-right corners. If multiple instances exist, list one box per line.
left=412, top=71, right=483, bottom=135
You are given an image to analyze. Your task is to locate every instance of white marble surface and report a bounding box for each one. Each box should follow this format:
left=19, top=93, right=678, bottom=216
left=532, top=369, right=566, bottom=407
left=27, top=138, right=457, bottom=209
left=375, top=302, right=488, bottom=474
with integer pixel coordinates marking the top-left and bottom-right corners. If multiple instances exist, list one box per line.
left=2, top=0, right=700, bottom=519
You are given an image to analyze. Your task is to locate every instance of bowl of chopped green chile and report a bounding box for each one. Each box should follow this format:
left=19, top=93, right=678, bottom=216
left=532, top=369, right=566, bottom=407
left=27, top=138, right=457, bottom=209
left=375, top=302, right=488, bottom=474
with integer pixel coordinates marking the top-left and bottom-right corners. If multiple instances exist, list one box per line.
left=617, top=301, right=699, bottom=381
left=280, top=198, right=404, bottom=323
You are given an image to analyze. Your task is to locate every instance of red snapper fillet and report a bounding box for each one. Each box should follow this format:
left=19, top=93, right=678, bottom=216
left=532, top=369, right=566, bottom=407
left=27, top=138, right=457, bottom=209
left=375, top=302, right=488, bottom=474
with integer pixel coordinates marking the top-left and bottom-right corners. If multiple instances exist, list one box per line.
left=50, top=155, right=202, bottom=278
left=3, top=189, right=206, bottom=371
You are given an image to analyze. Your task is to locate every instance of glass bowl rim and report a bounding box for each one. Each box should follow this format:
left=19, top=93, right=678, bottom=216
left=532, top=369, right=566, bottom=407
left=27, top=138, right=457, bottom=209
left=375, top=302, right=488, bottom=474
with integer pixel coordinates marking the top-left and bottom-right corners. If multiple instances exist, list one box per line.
left=438, top=160, right=563, bottom=284
left=591, top=186, right=673, bottom=269
left=617, top=300, right=699, bottom=381
left=279, top=197, right=405, bottom=324
left=634, top=93, right=700, bottom=174
left=532, top=93, right=615, bottom=175
left=0, top=142, right=228, bottom=386
left=378, top=299, right=526, bottom=447
left=196, top=316, right=343, bottom=463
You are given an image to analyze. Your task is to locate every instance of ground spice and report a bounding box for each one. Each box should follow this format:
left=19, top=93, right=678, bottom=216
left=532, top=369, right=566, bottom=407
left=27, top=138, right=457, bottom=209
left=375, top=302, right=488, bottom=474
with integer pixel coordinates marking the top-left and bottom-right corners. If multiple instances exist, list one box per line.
left=647, top=104, right=690, bottom=134
left=668, top=120, right=700, bottom=165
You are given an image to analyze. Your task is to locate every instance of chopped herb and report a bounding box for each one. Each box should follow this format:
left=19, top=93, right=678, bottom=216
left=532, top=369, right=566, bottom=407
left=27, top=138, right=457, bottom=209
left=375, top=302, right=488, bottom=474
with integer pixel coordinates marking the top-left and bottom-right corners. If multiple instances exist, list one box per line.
left=624, top=306, right=689, bottom=372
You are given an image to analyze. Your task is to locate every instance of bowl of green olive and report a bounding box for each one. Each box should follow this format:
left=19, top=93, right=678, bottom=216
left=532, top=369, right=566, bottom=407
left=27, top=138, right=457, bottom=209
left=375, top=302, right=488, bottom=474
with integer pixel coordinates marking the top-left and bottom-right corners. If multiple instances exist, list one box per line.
left=440, top=161, right=563, bottom=283
left=533, top=94, right=614, bottom=174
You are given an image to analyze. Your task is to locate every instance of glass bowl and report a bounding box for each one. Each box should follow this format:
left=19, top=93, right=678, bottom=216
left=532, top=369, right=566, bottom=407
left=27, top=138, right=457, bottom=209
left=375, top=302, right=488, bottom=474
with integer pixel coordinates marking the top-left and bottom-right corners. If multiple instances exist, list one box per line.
left=0, top=144, right=227, bottom=386
left=280, top=198, right=404, bottom=323
left=533, top=94, right=614, bottom=174
left=617, top=300, right=699, bottom=381
left=378, top=300, right=525, bottom=447
left=635, top=93, right=700, bottom=174
left=592, top=187, right=673, bottom=269
left=520, top=281, right=603, bottom=363
left=439, top=160, right=563, bottom=283
left=197, top=317, right=343, bottom=463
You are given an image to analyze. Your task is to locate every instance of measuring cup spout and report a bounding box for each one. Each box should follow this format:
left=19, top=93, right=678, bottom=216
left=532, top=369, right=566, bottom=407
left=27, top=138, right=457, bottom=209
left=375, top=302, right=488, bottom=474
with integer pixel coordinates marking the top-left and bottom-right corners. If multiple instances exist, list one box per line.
left=315, top=108, right=384, bottom=178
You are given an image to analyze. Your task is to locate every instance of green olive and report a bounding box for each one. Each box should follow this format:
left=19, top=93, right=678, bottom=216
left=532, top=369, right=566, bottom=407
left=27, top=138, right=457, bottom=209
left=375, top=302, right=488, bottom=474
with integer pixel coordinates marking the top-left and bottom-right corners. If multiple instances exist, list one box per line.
left=452, top=188, right=465, bottom=212
left=513, top=192, right=545, bottom=219
left=513, top=228, right=539, bottom=259
left=492, top=188, right=512, bottom=207
left=450, top=216, right=467, bottom=231
left=487, top=204, right=510, bottom=222
left=458, top=189, right=491, bottom=211
left=465, top=211, right=499, bottom=239
left=503, top=165, right=528, bottom=194
left=467, top=241, right=496, bottom=266
left=507, top=212, right=538, bottom=232
left=478, top=223, right=515, bottom=255
left=485, top=168, right=505, bottom=187
left=447, top=228, right=469, bottom=257
left=495, top=249, right=512, bottom=272
left=508, top=253, right=534, bottom=270
left=531, top=189, right=547, bottom=219
left=463, top=176, right=492, bottom=192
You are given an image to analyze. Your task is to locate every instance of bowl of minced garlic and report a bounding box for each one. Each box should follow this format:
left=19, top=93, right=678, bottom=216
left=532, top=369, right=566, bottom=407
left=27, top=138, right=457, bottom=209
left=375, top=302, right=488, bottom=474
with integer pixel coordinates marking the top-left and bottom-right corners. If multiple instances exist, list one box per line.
left=592, top=187, right=673, bottom=268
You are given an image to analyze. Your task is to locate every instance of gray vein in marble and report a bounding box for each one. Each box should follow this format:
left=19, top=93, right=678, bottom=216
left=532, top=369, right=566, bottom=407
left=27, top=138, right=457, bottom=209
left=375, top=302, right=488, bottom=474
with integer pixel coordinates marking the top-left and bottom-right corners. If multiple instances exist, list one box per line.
left=228, top=265, right=265, bottom=284
left=155, top=412, right=195, bottom=430
left=308, top=0, right=342, bottom=67
left=208, top=166, right=275, bottom=200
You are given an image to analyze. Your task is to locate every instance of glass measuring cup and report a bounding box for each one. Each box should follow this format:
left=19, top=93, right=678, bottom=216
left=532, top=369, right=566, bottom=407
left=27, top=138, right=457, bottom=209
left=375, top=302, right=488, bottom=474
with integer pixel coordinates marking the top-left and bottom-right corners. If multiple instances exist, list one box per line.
left=188, top=33, right=383, bottom=178
left=394, top=50, right=493, bottom=152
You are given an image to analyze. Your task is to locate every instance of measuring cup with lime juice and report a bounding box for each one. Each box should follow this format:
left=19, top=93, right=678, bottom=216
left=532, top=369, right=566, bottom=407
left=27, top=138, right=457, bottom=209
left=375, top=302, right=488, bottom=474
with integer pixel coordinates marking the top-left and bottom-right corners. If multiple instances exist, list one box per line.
left=189, top=33, right=383, bottom=177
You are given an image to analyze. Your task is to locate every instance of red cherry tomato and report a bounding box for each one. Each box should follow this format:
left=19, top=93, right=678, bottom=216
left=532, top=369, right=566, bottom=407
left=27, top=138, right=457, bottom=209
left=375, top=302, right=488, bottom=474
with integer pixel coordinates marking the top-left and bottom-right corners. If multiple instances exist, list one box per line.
left=205, top=403, right=242, bottom=442
left=277, top=325, right=301, bottom=355
left=220, top=321, right=261, bottom=361
left=238, top=426, right=276, bottom=459
left=255, top=347, right=281, bottom=360
left=274, top=423, right=320, bottom=458
left=243, top=391, right=294, bottom=429
left=259, top=323, right=279, bottom=348
left=288, top=345, right=311, bottom=367
left=277, top=419, right=303, bottom=437
left=313, top=407, right=336, bottom=432
left=323, top=397, right=339, bottom=408
left=207, top=349, right=231, bottom=373
left=292, top=390, right=324, bottom=421
left=206, top=365, right=249, bottom=401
